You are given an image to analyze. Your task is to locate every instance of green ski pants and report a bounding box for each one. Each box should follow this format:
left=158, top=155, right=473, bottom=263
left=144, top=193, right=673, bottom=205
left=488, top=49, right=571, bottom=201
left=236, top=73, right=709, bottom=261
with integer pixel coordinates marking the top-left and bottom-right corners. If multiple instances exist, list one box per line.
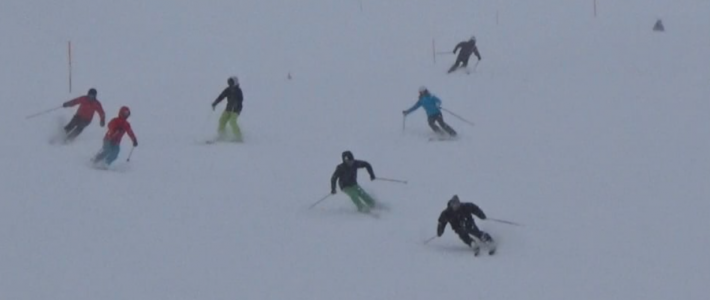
left=218, top=111, right=242, bottom=141
left=342, top=185, right=376, bottom=212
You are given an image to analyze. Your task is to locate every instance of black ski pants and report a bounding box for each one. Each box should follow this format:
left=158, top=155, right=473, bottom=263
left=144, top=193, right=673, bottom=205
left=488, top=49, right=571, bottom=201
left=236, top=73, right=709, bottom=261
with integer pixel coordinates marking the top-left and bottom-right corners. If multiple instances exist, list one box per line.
left=64, top=115, right=91, bottom=141
left=427, top=113, right=457, bottom=136
left=454, top=220, right=493, bottom=247
left=448, top=54, right=471, bottom=73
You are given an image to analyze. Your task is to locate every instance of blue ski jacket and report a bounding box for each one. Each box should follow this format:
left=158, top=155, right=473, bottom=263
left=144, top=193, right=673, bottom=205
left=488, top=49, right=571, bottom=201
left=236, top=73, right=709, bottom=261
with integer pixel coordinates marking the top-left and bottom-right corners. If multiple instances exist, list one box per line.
left=404, top=94, right=442, bottom=117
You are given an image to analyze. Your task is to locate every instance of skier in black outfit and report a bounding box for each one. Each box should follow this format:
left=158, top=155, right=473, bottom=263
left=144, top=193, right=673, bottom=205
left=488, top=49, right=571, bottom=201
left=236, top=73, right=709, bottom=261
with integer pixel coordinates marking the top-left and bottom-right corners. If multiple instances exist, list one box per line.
left=331, top=151, right=378, bottom=212
left=448, top=36, right=482, bottom=74
left=211, top=76, right=244, bottom=142
left=437, top=195, right=495, bottom=255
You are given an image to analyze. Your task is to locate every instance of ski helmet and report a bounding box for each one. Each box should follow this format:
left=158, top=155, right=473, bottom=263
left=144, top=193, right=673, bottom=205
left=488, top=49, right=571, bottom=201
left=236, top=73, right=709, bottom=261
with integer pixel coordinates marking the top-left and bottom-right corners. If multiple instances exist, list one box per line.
left=447, top=195, right=461, bottom=210
left=119, top=106, right=131, bottom=119
left=88, top=88, right=97, bottom=98
left=228, top=76, right=239, bottom=86
left=470, top=35, right=476, bottom=42
left=418, top=86, right=428, bottom=93
left=342, top=151, right=354, bottom=163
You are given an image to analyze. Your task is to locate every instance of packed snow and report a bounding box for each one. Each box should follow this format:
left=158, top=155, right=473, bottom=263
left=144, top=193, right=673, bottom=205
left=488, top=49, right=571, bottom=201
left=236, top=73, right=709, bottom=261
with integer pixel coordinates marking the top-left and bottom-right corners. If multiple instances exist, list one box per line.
left=1, top=0, right=709, bottom=299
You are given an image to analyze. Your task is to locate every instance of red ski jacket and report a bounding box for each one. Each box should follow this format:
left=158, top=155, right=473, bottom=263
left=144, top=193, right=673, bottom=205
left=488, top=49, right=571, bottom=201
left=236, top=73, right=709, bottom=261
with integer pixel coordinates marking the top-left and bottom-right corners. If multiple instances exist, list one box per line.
left=104, top=116, right=137, bottom=145
left=64, top=96, right=105, bottom=123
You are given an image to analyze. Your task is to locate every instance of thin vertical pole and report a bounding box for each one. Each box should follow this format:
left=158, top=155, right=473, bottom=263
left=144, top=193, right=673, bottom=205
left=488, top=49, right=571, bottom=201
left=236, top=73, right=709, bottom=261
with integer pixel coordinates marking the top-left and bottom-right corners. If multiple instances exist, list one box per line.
left=68, top=41, right=72, bottom=93
left=432, top=38, right=436, bottom=64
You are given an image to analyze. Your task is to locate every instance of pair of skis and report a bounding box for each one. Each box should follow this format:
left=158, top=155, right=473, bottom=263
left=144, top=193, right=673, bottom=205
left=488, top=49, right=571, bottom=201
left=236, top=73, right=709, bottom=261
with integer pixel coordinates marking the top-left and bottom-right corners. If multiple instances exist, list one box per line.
left=423, top=234, right=497, bottom=256
left=472, top=241, right=497, bottom=256
left=428, top=135, right=458, bottom=142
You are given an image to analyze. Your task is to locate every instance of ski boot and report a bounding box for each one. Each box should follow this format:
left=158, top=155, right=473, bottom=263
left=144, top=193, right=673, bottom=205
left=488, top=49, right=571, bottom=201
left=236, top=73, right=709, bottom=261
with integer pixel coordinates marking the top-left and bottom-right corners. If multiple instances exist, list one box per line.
left=469, top=243, right=480, bottom=256
left=481, top=232, right=496, bottom=255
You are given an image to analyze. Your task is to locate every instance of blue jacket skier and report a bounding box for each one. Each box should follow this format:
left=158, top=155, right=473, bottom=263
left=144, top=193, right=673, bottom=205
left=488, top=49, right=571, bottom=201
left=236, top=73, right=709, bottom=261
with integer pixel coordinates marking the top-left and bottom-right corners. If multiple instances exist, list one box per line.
left=402, top=87, right=457, bottom=137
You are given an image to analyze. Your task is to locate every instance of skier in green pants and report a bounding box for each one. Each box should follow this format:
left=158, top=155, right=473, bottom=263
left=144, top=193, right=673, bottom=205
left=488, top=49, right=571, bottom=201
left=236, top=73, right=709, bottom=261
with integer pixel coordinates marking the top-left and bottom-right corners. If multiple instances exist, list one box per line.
left=212, top=76, right=244, bottom=142
left=331, top=151, right=378, bottom=213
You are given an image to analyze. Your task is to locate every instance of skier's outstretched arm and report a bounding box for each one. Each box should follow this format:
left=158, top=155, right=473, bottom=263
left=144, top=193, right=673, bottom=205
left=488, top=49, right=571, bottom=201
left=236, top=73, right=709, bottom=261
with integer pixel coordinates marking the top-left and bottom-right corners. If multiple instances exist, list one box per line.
left=437, top=212, right=448, bottom=236
left=453, top=42, right=464, bottom=54
left=403, top=101, right=421, bottom=115
left=212, top=89, right=228, bottom=107
left=434, top=97, right=442, bottom=108
left=97, top=102, right=106, bottom=125
left=473, top=46, right=481, bottom=60
left=465, top=203, right=487, bottom=220
left=126, top=124, right=138, bottom=147
left=357, top=161, right=375, bottom=180
left=63, top=97, right=81, bottom=107
left=330, top=167, right=340, bottom=193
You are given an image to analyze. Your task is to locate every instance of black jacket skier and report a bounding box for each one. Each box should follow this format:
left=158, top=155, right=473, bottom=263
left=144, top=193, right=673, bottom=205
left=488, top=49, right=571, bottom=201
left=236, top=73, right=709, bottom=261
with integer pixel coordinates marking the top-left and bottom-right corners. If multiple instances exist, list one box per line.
left=448, top=36, right=481, bottom=73
left=212, top=76, right=244, bottom=114
left=331, top=151, right=375, bottom=192
left=437, top=195, right=494, bottom=252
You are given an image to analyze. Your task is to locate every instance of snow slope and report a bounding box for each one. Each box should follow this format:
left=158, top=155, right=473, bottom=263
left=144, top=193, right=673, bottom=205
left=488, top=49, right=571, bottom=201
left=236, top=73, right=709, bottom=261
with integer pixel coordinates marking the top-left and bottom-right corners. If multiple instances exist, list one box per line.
left=1, top=0, right=709, bottom=299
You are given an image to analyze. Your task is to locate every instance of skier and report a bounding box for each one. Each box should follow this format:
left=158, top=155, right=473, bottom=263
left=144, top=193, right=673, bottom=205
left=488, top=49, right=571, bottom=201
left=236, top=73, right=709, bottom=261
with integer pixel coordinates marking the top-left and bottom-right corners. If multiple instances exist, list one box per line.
left=330, top=151, right=378, bottom=213
left=92, top=106, right=137, bottom=168
left=437, top=195, right=496, bottom=255
left=61, top=88, right=106, bottom=142
left=211, top=76, right=244, bottom=142
left=447, top=36, right=481, bottom=74
left=402, top=87, right=457, bottom=137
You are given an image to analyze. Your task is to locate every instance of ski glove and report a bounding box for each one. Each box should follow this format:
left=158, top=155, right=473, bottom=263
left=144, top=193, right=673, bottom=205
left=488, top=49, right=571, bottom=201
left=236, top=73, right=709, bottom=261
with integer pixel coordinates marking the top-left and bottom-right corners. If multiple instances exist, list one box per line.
left=100, top=119, right=105, bottom=127
left=370, top=175, right=376, bottom=181
left=62, top=102, right=70, bottom=108
left=331, top=189, right=336, bottom=195
left=211, top=103, right=217, bottom=111
left=402, top=111, right=407, bottom=116
left=133, top=140, right=138, bottom=147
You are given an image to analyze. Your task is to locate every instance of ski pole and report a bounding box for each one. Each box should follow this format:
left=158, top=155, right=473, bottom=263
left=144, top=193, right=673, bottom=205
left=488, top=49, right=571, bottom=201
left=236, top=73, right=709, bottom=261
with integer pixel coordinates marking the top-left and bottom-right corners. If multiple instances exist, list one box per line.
left=423, top=236, right=437, bottom=244
left=402, top=115, right=406, bottom=134
left=309, top=193, right=332, bottom=209
left=25, top=106, right=62, bottom=120
left=441, top=107, right=475, bottom=127
left=487, top=218, right=523, bottom=227
left=375, top=177, right=408, bottom=184
left=126, top=147, right=135, bottom=162
left=472, top=60, right=480, bottom=73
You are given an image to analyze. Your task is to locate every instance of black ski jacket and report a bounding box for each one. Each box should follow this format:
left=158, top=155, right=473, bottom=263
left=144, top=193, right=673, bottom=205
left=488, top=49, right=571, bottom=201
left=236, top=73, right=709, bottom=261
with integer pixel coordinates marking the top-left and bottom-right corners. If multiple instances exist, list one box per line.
left=213, top=85, right=244, bottom=114
left=453, top=40, right=481, bottom=60
left=331, top=160, right=375, bottom=191
left=438, top=203, right=487, bottom=236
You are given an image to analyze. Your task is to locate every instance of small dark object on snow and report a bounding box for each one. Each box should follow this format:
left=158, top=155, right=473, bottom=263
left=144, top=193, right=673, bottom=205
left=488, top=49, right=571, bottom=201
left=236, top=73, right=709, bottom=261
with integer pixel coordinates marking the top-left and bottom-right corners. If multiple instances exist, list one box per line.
left=653, top=19, right=665, bottom=32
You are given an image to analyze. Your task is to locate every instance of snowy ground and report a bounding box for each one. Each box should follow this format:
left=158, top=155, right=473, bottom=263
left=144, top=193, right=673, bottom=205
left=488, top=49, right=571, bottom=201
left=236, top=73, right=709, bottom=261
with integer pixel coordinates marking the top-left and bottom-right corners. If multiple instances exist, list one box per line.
left=1, top=1, right=709, bottom=299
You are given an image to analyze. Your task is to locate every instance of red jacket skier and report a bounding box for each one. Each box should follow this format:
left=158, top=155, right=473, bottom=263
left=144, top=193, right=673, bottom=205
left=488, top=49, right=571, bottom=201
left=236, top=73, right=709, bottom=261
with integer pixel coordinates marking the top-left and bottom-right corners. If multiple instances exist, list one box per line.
left=62, top=88, right=105, bottom=142
left=92, top=106, right=137, bottom=167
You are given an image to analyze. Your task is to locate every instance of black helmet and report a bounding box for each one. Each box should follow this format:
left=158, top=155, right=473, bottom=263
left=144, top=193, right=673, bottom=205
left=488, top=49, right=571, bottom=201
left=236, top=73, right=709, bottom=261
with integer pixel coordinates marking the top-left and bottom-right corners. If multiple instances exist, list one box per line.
left=447, top=195, right=461, bottom=210
left=342, top=151, right=354, bottom=163
left=87, top=88, right=97, bottom=97
left=227, top=76, right=239, bottom=86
